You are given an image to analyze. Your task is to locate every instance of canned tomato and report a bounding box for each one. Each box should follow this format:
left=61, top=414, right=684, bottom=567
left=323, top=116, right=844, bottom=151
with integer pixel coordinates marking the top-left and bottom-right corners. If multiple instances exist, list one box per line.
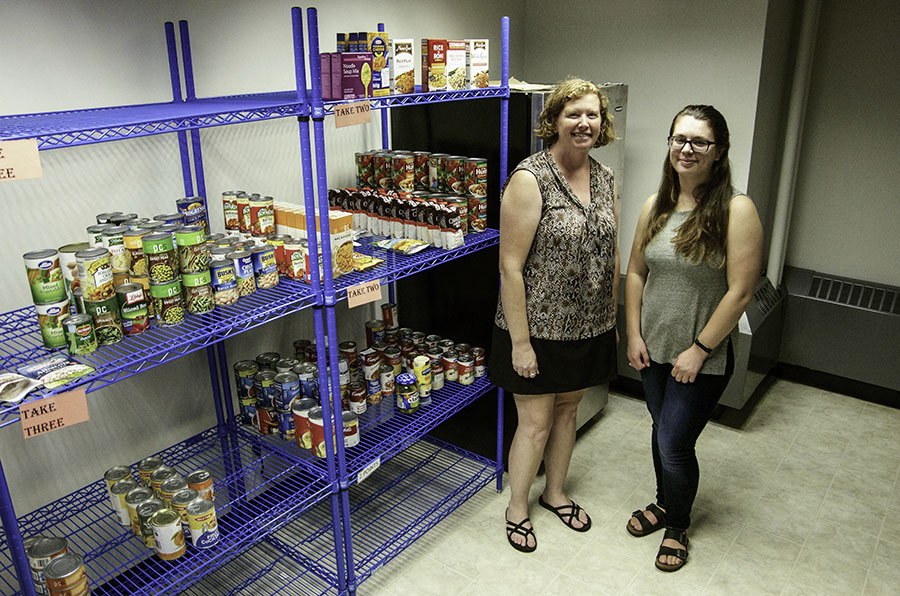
left=380, top=365, right=395, bottom=398
left=235, top=192, right=251, bottom=233
left=249, top=195, right=275, bottom=236
left=150, top=466, right=179, bottom=498
left=442, top=350, right=459, bottom=381
left=84, top=296, right=124, bottom=345
left=255, top=370, right=277, bottom=408
left=392, top=153, right=415, bottom=192
left=250, top=245, right=278, bottom=290
left=373, top=151, right=393, bottom=189
left=125, top=486, right=155, bottom=535
left=109, top=478, right=138, bottom=527
left=75, top=247, right=114, bottom=302
left=210, top=256, right=238, bottom=306
left=115, top=283, right=150, bottom=335
left=257, top=406, right=278, bottom=435
left=187, top=469, right=215, bottom=501
left=58, top=242, right=88, bottom=312
left=458, top=353, right=475, bottom=385
left=428, top=153, right=448, bottom=191
left=138, top=456, right=164, bottom=487
left=465, top=158, right=488, bottom=233
left=355, top=150, right=376, bottom=187
left=150, top=279, right=185, bottom=326
left=43, top=552, right=85, bottom=593
left=343, top=411, right=360, bottom=447
left=33, top=299, right=69, bottom=349
left=169, top=488, right=199, bottom=541
left=266, top=234, right=291, bottom=275
left=186, top=497, right=220, bottom=549
left=175, top=225, right=209, bottom=274
left=223, top=191, right=241, bottom=231
left=228, top=250, right=256, bottom=297
left=27, top=536, right=68, bottom=594
left=137, top=497, right=165, bottom=548
left=308, top=406, right=335, bottom=458
left=182, top=270, right=214, bottom=315
left=177, top=196, right=209, bottom=232
left=395, top=373, right=419, bottom=413
left=87, top=223, right=113, bottom=247
left=159, top=476, right=188, bottom=507
left=142, top=233, right=179, bottom=284
left=472, top=347, right=487, bottom=377
left=273, top=372, right=300, bottom=410
left=150, top=508, right=186, bottom=561
left=291, top=397, right=317, bottom=450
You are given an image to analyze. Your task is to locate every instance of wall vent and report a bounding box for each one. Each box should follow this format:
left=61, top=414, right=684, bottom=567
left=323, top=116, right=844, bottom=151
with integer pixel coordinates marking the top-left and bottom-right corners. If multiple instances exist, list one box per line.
left=754, top=281, right=781, bottom=316
left=807, top=275, right=899, bottom=315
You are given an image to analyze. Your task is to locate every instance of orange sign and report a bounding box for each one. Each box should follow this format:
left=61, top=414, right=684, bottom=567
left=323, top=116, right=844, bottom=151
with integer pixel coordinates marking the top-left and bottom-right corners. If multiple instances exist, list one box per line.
left=346, top=279, right=382, bottom=308
left=334, top=100, right=372, bottom=128
left=0, top=139, right=43, bottom=181
left=21, top=387, right=89, bottom=439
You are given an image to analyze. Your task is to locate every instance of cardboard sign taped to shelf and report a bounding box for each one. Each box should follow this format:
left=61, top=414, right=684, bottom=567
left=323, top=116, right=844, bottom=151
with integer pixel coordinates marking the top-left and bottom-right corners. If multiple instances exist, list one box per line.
left=0, top=139, right=42, bottom=181
left=334, top=100, right=371, bottom=128
left=21, top=387, right=89, bottom=439
left=346, top=279, right=382, bottom=308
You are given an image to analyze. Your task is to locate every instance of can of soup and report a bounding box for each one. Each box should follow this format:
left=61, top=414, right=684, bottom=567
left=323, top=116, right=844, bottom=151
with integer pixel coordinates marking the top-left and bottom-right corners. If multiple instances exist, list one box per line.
left=116, top=283, right=150, bottom=335
left=43, top=552, right=86, bottom=594
left=150, top=508, right=186, bottom=560
left=186, top=497, right=220, bottom=549
left=291, top=397, right=317, bottom=450
left=138, top=457, right=164, bottom=487
left=187, top=469, right=215, bottom=502
left=457, top=353, right=475, bottom=385
left=27, top=536, right=68, bottom=595
left=343, top=411, right=360, bottom=447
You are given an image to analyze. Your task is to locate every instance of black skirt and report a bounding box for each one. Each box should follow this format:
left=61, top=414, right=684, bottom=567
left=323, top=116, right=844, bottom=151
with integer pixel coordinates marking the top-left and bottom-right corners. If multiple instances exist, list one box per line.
left=488, top=324, right=617, bottom=395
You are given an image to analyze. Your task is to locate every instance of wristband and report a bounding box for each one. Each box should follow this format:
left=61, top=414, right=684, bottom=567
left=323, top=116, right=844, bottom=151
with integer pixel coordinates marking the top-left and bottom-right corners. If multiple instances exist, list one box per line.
left=694, top=339, right=712, bottom=354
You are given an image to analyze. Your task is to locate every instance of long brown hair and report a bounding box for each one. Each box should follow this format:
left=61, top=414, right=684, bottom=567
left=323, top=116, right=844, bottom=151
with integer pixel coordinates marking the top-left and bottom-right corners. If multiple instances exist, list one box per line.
left=641, top=105, right=733, bottom=266
left=535, top=78, right=615, bottom=148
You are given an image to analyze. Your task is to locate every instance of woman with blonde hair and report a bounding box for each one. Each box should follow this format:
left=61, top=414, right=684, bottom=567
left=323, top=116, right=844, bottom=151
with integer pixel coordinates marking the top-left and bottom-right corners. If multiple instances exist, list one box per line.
left=490, top=78, right=619, bottom=552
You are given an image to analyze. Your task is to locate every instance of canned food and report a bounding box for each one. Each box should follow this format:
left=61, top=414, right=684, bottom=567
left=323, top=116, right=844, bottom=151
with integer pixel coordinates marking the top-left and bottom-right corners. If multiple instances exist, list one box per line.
left=228, top=250, right=256, bottom=297
left=150, top=466, right=179, bottom=497
left=437, top=339, right=455, bottom=353
left=43, top=552, right=85, bottom=592
left=257, top=406, right=278, bottom=434
left=343, top=411, right=360, bottom=447
left=410, top=331, right=426, bottom=346
left=210, top=256, right=238, bottom=306
left=283, top=238, right=307, bottom=280
left=137, top=456, right=163, bottom=486
left=250, top=245, right=278, bottom=289
left=104, top=465, right=132, bottom=490
left=75, top=247, right=114, bottom=302
left=100, top=225, right=128, bottom=274
left=380, top=365, right=395, bottom=397
left=27, top=536, right=68, bottom=594
left=109, top=478, right=138, bottom=526
left=349, top=381, right=368, bottom=412
left=249, top=195, right=275, bottom=236
left=186, top=497, right=219, bottom=549
left=153, top=212, right=184, bottom=226
left=380, top=302, right=398, bottom=330
left=159, top=476, right=188, bottom=507
left=428, top=153, right=448, bottom=191
left=442, top=350, right=459, bottom=381
left=429, top=349, right=445, bottom=390
left=295, top=362, right=318, bottom=400
left=137, top=497, right=165, bottom=548
left=273, top=372, right=300, bottom=410
left=365, top=379, right=381, bottom=405
left=122, top=230, right=149, bottom=277
left=222, top=191, right=240, bottom=230
left=175, top=225, right=209, bottom=274
left=124, top=486, right=155, bottom=535
left=115, top=283, right=150, bottom=335
left=267, top=234, right=291, bottom=276
left=472, top=346, right=487, bottom=377
left=142, top=233, right=179, bottom=284
left=182, top=270, right=214, bottom=314
left=256, top=352, right=281, bottom=370
left=277, top=409, right=295, bottom=441
left=177, top=196, right=208, bottom=232
left=291, top=397, right=318, bottom=450
left=307, top=406, right=334, bottom=458
left=384, top=346, right=402, bottom=375
left=186, top=469, right=215, bottom=502
left=424, top=334, right=442, bottom=349
left=123, top=217, right=150, bottom=230
left=150, top=508, right=186, bottom=560
left=412, top=151, right=431, bottom=190
left=395, top=372, right=419, bottom=413
left=58, top=242, right=88, bottom=311
left=234, top=360, right=259, bottom=425
left=276, top=358, right=300, bottom=374
left=34, top=299, right=69, bottom=349
left=293, top=339, right=312, bottom=361
left=169, top=488, right=199, bottom=541
left=255, top=370, right=278, bottom=408
left=392, top=153, right=415, bottom=192
left=87, top=223, right=113, bottom=247
left=454, top=343, right=471, bottom=355
left=338, top=341, right=359, bottom=379
left=373, top=151, right=393, bottom=189
left=458, top=353, right=475, bottom=385
left=149, top=279, right=185, bottom=326
left=83, top=296, right=124, bottom=345
left=365, top=319, right=386, bottom=347
left=235, top=192, right=251, bottom=233
left=412, top=355, right=432, bottom=386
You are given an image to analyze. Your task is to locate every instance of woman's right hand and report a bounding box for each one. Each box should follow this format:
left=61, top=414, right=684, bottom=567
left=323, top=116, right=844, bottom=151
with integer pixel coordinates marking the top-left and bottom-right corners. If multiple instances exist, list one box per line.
left=627, top=335, right=651, bottom=370
left=511, top=342, right=540, bottom=379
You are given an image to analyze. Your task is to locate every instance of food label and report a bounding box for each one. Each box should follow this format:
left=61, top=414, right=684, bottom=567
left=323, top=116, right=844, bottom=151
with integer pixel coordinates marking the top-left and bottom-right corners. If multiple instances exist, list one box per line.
left=21, top=387, right=89, bottom=439
left=0, top=139, right=42, bottom=181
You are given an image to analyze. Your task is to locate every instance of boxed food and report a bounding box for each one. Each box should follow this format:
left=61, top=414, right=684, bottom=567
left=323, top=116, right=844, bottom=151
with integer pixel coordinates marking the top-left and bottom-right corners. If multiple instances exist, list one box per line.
left=341, top=52, right=374, bottom=99
left=274, top=205, right=353, bottom=280
left=391, top=39, right=415, bottom=94
left=364, top=32, right=390, bottom=97
left=330, top=53, right=342, bottom=101
left=320, top=53, right=332, bottom=100
left=336, top=33, right=346, bottom=52
left=467, top=39, right=490, bottom=88
left=446, top=40, right=468, bottom=90
left=421, top=39, right=447, bottom=92
left=348, top=32, right=359, bottom=52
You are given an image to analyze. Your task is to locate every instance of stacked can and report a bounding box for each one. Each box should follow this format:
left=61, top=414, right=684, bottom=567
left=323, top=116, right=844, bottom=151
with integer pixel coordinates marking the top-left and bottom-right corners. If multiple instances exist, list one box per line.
left=24, top=249, right=75, bottom=349
left=360, top=347, right=382, bottom=406
left=43, top=551, right=89, bottom=596
left=291, top=397, right=317, bottom=450
left=176, top=196, right=209, bottom=233
left=339, top=341, right=361, bottom=383
left=273, top=372, right=300, bottom=440
left=186, top=497, right=220, bottom=549
left=234, top=360, right=259, bottom=425
left=222, top=191, right=241, bottom=231
left=116, top=283, right=150, bottom=335
left=412, top=355, right=432, bottom=405
left=250, top=244, right=279, bottom=290
left=26, top=536, right=68, bottom=595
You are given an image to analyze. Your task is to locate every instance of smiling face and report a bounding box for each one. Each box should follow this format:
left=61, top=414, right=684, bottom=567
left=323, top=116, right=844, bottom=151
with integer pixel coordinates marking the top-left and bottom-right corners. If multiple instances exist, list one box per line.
left=669, top=115, right=723, bottom=182
left=553, top=94, right=603, bottom=153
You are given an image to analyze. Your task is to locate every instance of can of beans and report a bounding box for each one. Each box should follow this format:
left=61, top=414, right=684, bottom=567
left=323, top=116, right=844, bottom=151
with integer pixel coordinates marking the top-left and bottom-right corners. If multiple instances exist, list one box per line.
left=159, top=476, right=188, bottom=507
left=84, top=296, right=124, bottom=345
left=149, top=466, right=179, bottom=498
left=187, top=497, right=220, bottom=549
left=223, top=191, right=240, bottom=231
left=137, top=457, right=164, bottom=487
left=248, top=245, right=277, bottom=290
left=169, top=488, right=199, bottom=542
left=249, top=195, right=275, bottom=236
left=124, top=486, right=155, bottom=535
left=175, top=225, right=209, bottom=274
left=43, top=552, right=86, bottom=594
left=187, top=469, right=215, bottom=501
left=210, top=256, right=238, bottom=306
left=142, top=233, right=179, bottom=284
left=395, top=373, right=419, bottom=413
left=75, top=247, right=114, bottom=302
left=87, top=223, right=113, bottom=247
left=228, top=250, right=256, bottom=297
left=291, top=397, right=317, bottom=450
left=150, top=508, right=186, bottom=561
left=150, top=279, right=185, bottom=326
left=177, top=196, right=209, bottom=232
left=115, top=283, right=150, bottom=335
left=109, top=478, right=138, bottom=526
left=272, top=372, right=300, bottom=410
left=137, top=497, right=165, bottom=547
left=27, top=536, right=68, bottom=595
left=378, top=303, right=398, bottom=331
left=457, top=353, right=475, bottom=385
left=257, top=406, right=278, bottom=435
left=342, top=411, right=360, bottom=447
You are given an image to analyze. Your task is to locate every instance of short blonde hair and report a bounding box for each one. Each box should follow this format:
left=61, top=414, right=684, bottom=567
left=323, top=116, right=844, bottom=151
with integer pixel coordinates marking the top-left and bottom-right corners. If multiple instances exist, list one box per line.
left=535, top=78, right=615, bottom=148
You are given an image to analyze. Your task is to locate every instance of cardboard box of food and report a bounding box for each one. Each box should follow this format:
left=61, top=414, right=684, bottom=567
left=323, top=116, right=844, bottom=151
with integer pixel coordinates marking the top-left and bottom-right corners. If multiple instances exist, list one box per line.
left=446, top=40, right=468, bottom=90
left=320, top=53, right=332, bottom=100
left=364, top=32, right=390, bottom=97
left=421, top=39, right=447, bottom=92
left=391, top=39, right=415, bottom=94
left=274, top=204, right=353, bottom=280
left=467, top=39, right=489, bottom=88
left=341, top=52, right=374, bottom=99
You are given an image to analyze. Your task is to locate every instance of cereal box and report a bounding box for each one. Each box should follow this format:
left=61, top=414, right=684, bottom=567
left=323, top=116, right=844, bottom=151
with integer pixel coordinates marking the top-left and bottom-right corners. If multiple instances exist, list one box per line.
left=466, top=39, right=489, bottom=88
left=421, top=39, right=447, bottom=92
left=365, top=32, right=390, bottom=97
left=391, top=39, right=415, bottom=94
left=341, top=52, right=373, bottom=100
left=446, top=40, right=468, bottom=90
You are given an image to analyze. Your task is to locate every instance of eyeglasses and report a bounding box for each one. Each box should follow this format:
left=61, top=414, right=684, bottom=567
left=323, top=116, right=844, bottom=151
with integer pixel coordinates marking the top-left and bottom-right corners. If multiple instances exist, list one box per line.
left=667, top=135, right=716, bottom=153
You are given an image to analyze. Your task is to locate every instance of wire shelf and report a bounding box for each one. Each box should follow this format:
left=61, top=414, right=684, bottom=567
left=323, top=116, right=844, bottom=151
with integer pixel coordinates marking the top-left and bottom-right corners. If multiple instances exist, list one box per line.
left=320, top=86, right=509, bottom=116
left=332, top=230, right=499, bottom=302
left=0, top=427, right=334, bottom=596
left=0, top=280, right=317, bottom=428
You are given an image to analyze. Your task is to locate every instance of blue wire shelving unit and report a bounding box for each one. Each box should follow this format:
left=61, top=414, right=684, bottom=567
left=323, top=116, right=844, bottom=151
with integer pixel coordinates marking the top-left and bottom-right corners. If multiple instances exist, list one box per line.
left=0, top=6, right=510, bottom=595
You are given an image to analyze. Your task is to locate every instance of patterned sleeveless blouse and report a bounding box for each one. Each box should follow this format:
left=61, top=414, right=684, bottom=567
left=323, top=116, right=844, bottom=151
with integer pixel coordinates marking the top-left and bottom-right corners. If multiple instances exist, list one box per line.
left=495, top=150, right=617, bottom=340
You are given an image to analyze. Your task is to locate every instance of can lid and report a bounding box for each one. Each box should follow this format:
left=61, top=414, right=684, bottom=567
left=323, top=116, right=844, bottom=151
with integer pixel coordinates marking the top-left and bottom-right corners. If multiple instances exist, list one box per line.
left=75, top=247, right=110, bottom=259
left=291, top=398, right=318, bottom=414
left=169, top=488, right=200, bottom=506
left=137, top=498, right=165, bottom=517
left=150, top=508, right=181, bottom=527
left=111, top=478, right=139, bottom=495
left=104, top=465, right=132, bottom=483
left=186, top=496, right=215, bottom=516
left=150, top=466, right=179, bottom=483
left=186, top=469, right=211, bottom=484
left=61, top=313, right=94, bottom=326
left=42, top=552, right=83, bottom=580
left=26, top=536, right=67, bottom=559
left=307, top=406, right=324, bottom=422
left=160, top=476, right=188, bottom=493
left=342, top=411, right=359, bottom=423
left=87, top=223, right=114, bottom=232
left=234, top=360, right=259, bottom=372
left=102, top=225, right=129, bottom=235
left=138, top=456, right=164, bottom=471
left=396, top=372, right=417, bottom=385
left=125, top=486, right=155, bottom=504
left=274, top=372, right=299, bottom=383
left=58, top=242, right=90, bottom=254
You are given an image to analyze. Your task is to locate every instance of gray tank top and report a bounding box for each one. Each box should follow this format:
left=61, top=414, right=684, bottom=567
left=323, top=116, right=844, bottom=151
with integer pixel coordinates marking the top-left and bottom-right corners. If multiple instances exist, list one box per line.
left=641, top=210, right=738, bottom=375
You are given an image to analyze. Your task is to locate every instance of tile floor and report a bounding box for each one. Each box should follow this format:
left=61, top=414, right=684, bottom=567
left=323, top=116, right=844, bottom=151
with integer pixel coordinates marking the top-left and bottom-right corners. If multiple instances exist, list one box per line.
left=360, top=378, right=900, bottom=596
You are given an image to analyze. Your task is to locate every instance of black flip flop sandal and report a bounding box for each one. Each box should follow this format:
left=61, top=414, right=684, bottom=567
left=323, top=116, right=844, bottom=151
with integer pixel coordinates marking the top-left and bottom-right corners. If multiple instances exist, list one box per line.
left=538, top=495, right=592, bottom=532
left=505, top=509, right=537, bottom=553
left=627, top=503, right=667, bottom=537
left=655, top=528, right=689, bottom=572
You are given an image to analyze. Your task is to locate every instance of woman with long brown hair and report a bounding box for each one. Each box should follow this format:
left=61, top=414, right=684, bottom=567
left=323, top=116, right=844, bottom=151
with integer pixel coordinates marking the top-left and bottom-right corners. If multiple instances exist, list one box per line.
left=624, top=105, right=762, bottom=571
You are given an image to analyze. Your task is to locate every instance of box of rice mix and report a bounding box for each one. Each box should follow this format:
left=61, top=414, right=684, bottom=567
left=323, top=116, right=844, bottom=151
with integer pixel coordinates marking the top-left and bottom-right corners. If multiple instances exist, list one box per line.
left=421, top=39, right=447, bottom=92
left=391, top=39, right=415, bottom=94
left=362, top=32, right=390, bottom=97
left=466, top=39, right=490, bottom=88
left=446, top=40, right=468, bottom=90
left=340, top=52, right=374, bottom=99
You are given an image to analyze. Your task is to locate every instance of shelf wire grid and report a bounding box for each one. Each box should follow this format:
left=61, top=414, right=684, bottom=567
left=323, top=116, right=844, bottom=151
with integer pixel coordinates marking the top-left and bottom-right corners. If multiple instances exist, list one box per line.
left=0, top=426, right=335, bottom=596
left=320, top=86, right=509, bottom=115
left=333, top=230, right=498, bottom=302
left=0, top=279, right=317, bottom=428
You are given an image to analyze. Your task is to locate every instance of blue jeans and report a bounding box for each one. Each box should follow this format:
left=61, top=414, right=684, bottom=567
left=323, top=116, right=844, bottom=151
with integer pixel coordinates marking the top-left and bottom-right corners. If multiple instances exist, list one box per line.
left=640, top=343, right=733, bottom=531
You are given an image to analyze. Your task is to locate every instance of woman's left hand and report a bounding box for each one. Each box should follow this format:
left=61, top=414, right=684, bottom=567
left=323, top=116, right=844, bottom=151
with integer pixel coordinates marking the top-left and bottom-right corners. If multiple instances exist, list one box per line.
left=671, top=344, right=708, bottom=383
